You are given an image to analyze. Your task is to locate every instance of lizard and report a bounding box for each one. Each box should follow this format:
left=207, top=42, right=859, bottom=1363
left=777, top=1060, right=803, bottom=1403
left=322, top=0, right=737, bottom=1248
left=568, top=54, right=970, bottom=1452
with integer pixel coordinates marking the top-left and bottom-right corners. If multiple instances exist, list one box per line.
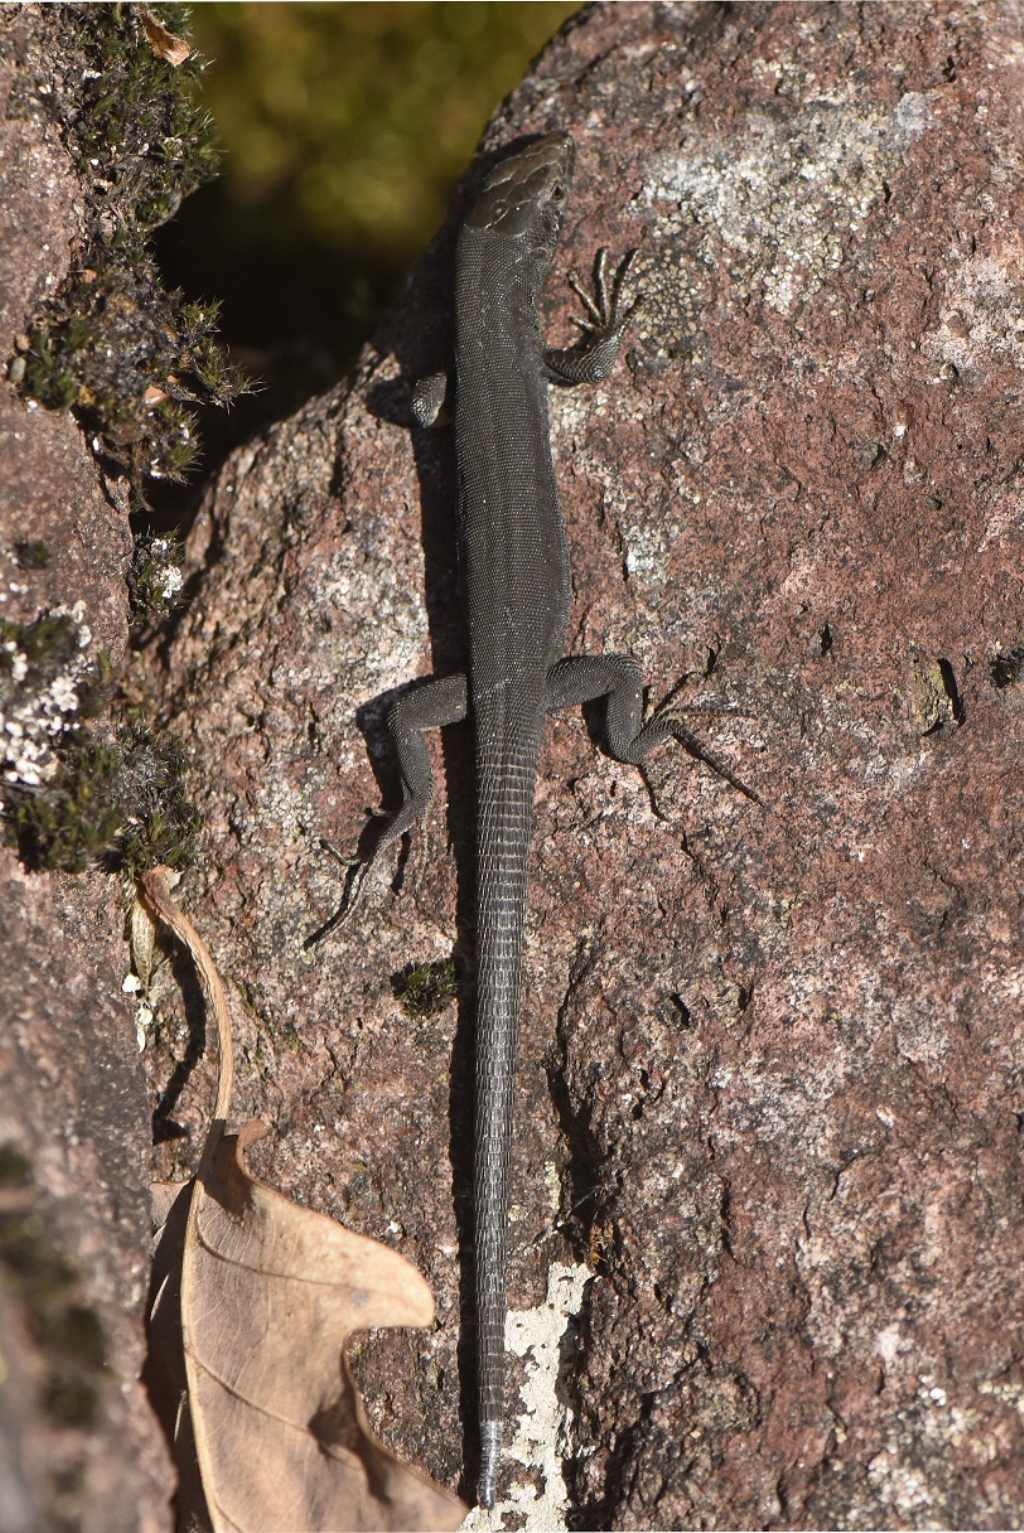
left=323, top=130, right=758, bottom=1509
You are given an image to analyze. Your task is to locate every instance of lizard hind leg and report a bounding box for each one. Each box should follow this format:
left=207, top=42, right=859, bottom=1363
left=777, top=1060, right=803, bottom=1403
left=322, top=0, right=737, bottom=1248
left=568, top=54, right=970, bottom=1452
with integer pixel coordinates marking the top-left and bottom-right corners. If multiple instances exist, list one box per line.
left=545, top=652, right=766, bottom=808
left=306, top=671, right=468, bottom=947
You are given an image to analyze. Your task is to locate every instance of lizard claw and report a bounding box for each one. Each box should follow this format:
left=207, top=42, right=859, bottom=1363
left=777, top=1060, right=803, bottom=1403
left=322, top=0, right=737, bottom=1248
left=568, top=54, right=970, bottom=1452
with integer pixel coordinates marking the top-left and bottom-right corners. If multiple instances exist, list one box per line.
left=548, top=247, right=642, bottom=386
left=569, top=247, right=642, bottom=340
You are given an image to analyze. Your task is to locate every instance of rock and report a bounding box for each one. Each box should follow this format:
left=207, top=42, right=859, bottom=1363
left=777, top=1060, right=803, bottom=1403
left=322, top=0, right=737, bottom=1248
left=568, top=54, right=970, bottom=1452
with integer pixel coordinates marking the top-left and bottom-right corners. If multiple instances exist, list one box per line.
left=0, top=11, right=172, bottom=1531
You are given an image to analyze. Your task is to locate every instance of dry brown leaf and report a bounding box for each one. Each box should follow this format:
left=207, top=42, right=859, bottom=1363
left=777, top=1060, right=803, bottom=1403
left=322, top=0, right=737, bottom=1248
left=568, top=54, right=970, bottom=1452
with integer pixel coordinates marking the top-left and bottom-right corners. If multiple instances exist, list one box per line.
left=188, top=1123, right=465, bottom=1532
left=139, top=7, right=192, bottom=67
left=139, top=870, right=466, bottom=1533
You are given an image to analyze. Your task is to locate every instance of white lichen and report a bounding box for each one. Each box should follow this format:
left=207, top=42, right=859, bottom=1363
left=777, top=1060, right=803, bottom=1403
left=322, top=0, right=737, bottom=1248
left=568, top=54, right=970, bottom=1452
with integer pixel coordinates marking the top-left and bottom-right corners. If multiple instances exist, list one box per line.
left=145, top=538, right=185, bottom=602
left=466, top=1261, right=592, bottom=1531
left=0, top=605, right=93, bottom=787
left=644, top=91, right=937, bottom=316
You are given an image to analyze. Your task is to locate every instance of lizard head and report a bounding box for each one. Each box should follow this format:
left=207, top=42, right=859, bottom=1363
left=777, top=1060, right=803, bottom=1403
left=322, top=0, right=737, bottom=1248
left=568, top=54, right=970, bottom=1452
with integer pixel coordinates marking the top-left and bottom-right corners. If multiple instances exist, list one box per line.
left=467, top=132, right=576, bottom=252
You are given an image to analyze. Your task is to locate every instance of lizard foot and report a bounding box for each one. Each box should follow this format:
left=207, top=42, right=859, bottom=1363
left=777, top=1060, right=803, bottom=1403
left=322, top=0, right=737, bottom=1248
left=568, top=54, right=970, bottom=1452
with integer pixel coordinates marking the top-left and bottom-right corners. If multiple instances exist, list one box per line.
left=545, top=247, right=643, bottom=386
left=303, top=836, right=384, bottom=948
left=654, top=705, right=768, bottom=810
left=569, top=246, right=643, bottom=345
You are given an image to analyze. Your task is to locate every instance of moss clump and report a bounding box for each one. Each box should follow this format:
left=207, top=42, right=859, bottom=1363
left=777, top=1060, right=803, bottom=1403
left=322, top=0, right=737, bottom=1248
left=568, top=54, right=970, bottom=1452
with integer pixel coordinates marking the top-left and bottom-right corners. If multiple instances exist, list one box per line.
left=128, top=531, right=185, bottom=627
left=23, top=269, right=250, bottom=489
left=59, top=4, right=219, bottom=222
left=2, top=609, right=110, bottom=773
left=115, top=725, right=201, bottom=873
left=7, top=736, right=128, bottom=873
left=991, top=646, right=1024, bottom=689
left=7, top=724, right=200, bottom=877
left=0, top=612, right=79, bottom=680
left=13, top=540, right=51, bottom=571
left=1, top=603, right=198, bottom=876
left=21, top=330, right=78, bottom=412
left=392, top=957, right=458, bottom=1019
left=0, top=610, right=95, bottom=789
left=17, top=4, right=249, bottom=503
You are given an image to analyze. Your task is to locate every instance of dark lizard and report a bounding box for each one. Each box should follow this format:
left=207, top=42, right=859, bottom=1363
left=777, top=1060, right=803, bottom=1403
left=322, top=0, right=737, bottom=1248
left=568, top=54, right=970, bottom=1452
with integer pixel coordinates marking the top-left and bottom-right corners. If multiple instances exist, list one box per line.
left=325, top=131, right=758, bottom=1509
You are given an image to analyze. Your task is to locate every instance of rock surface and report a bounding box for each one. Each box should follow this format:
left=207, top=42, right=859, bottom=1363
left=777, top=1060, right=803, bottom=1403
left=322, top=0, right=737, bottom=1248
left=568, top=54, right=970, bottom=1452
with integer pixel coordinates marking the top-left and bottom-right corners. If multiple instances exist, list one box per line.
left=147, top=1, right=1024, bottom=1528
left=0, top=11, right=174, bottom=1532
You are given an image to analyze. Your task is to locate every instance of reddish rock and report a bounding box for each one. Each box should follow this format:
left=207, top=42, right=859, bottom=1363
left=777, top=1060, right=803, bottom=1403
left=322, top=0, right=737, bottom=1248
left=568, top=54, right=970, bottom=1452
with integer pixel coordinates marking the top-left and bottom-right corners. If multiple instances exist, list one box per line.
left=0, top=14, right=172, bottom=1532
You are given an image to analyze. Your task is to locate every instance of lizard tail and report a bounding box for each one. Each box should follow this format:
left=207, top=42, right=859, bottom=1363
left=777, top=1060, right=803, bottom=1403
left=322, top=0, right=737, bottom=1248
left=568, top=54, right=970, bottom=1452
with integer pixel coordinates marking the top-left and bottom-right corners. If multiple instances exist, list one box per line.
left=473, top=744, right=537, bottom=1507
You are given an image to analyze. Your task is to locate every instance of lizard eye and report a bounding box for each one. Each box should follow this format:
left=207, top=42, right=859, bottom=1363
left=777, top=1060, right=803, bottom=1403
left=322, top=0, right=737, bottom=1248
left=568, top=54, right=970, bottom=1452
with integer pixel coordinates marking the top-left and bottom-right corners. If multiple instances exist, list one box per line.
left=551, top=183, right=565, bottom=201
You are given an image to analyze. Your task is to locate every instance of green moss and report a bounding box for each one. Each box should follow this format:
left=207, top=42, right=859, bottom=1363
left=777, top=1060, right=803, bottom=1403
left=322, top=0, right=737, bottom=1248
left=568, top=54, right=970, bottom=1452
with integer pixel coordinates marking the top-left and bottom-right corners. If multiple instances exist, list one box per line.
left=992, top=646, right=1024, bottom=689
left=64, top=4, right=219, bottom=218
left=0, top=1143, right=32, bottom=1188
left=22, top=261, right=247, bottom=493
left=13, top=540, right=51, bottom=571
left=392, top=957, right=458, bottom=1019
left=22, top=331, right=78, bottom=411
left=115, top=726, right=202, bottom=873
left=1, top=604, right=199, bottom=876
left=128, top=532, right=185, bottom=626
left=8, top=736, right=128, bottom=874
left=7, top=724, right=200, bottom=876
left=16, top=4, right=250, bottom=505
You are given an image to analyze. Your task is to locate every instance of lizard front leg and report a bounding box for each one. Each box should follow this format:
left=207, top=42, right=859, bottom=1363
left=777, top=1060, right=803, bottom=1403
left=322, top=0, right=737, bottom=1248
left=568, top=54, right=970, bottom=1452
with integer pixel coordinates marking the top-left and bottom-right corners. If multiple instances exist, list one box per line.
left=545, top=247, right=641, bottom=385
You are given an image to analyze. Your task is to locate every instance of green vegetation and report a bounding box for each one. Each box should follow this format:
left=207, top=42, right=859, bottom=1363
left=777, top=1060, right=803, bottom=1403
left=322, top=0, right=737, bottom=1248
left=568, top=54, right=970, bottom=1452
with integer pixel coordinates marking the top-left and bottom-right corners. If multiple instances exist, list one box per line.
left=992, top=646, right=1024, bottom=689
left=167, top=3, right=579, bottom=357
left=1, top=609, right=199, bottom=875
left=128, top=531, right=186, bottom=626
left=16, top=4, right=248, bottom=504
left=22, top=270, right=247, bottom=489
left=62, top=3, right=219, bottom=219
left=393, top=956, right=459, bottom=1018
left=8, top=724, right=200, bottom=877
left=192, top=3, right=579, bottom=254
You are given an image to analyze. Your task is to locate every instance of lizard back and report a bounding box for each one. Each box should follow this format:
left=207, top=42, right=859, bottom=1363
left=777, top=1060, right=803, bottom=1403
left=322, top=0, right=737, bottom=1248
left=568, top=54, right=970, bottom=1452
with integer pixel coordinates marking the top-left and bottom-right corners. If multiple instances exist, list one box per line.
left=453, top=131, right=576, bottom=1507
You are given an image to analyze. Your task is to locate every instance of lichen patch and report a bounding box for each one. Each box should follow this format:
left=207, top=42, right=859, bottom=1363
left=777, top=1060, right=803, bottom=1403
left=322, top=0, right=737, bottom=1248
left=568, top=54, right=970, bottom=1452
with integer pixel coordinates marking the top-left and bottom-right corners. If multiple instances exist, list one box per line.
left=645, top=93, right=937, bottom=314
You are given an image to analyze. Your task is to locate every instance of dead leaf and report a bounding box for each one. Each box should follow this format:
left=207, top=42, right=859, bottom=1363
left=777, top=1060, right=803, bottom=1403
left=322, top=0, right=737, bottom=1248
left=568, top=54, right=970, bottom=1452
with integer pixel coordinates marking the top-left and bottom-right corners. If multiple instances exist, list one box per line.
left=189, top=1124, right=464, bottom=1531
left=139, top=870, right=466, bottom=1533
left=139, top=7, right=192, bottom=67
